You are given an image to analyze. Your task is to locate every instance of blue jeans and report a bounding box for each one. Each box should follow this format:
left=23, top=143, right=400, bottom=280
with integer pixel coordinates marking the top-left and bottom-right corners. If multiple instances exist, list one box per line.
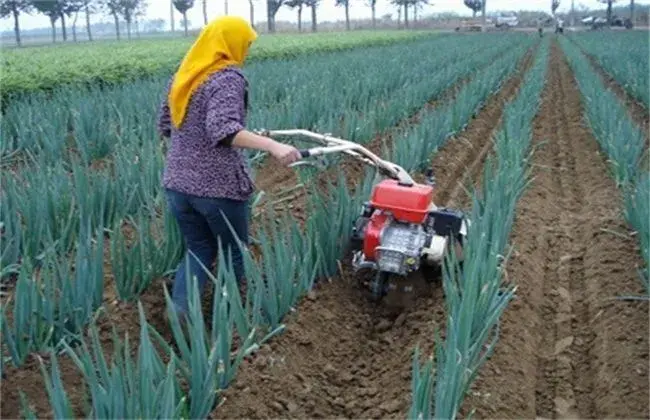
left=165, top=189, right=249, bottom=315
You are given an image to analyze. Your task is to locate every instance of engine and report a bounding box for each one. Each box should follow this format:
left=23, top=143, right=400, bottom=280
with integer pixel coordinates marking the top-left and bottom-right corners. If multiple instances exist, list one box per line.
left=350, top=179, right=467, bottom=276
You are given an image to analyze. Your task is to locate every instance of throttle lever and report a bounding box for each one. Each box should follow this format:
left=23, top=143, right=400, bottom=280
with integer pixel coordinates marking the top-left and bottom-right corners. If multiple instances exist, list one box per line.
left=288, top=149, right=326, bottom=170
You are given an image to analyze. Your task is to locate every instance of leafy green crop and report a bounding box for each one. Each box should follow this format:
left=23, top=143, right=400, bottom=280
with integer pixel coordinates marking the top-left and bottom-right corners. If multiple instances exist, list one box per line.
left=560, top=36, right=648, bottom=296
left=1, top=31, right=433, bottom=100
left=568, top=31, right=649, bottom=108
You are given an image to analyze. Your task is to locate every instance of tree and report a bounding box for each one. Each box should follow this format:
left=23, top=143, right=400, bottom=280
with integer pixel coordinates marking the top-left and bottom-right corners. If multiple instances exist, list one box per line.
left=202, top=0, right=206, bottom=24
left=224, top=0, right=228, bottom=14
left=286, top=0, right=305, bottom=31
left=249, top=0, right=256, bottom=28
left=391, top=0, right=427, bottom=28
left=121, top=0, right=147, bottom=39
left=365, top=0, right=377, bottom=28
left=100, top=0, right=122, bottom=39
left=34, top=0, right=79, bottom=42
left=551, top=0, right=560, bottom=15
left=59, top=0, right=86, bottom=41
left=0, top=0, right=31, bottom=46
left=304, top=0, right=319, bottom=32
left=81, top=0, right=97, bottom=41
left=480, top=0, right=487, bottom=31
left=463, top=0, right=482, bottom=17
left=266, top=0, right=285, bottom=32
left=133, top=0, right=146, bottom=36
left=412, top=0, right=429, bottom=21
left=173, top=0, right=194, bottom=36
left=66, top=0, right=84, bottom=41
left=597, top=0, right=617, bottom=24
left=335, top=0, right=350, bottom=30
left=170, top=0, right=174, bottom=31
left=57, top=0, right=86, bottom=42
left=30, top=0, right=64, bottom=42
left=391, top=0, right=404, bottom=27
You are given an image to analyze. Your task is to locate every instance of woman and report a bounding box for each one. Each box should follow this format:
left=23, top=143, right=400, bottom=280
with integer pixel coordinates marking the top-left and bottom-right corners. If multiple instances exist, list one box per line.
left=157, top=16, right=301, bottom=317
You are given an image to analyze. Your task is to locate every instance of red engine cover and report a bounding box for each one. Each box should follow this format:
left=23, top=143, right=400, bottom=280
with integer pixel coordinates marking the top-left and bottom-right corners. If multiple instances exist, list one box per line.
left=363, top=212, right=388, bottom=261
left=369, top=180, right=434, bottom=224
left=362, top=180, right=434, bottom=261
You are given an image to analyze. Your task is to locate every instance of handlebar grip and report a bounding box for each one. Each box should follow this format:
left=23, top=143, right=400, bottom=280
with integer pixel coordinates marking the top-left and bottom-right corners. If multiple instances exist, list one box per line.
left=299, top=149, right=311, bottom=158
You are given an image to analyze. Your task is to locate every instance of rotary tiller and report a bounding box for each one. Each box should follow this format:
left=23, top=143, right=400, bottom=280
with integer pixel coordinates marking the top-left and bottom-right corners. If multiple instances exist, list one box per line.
left=259, top=129, right=470, bottom=301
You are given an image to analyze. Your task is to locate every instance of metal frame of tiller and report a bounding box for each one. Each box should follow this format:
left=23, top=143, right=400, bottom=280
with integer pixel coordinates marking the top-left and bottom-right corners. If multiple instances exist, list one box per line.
left=257, top=129, right=415, bottom=186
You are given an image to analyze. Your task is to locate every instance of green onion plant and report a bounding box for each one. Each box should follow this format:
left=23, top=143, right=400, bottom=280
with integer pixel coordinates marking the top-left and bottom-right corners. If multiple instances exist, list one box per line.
left=568, top=31, right=649, bottom=108
left=559, top=36, right=648, bottom=295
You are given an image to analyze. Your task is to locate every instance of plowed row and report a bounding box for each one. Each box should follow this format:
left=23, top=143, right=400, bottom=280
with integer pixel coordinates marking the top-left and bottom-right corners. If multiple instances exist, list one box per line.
left=568, top=38, right=649, bottom=143
left=214, top=40, right=649, bottom=419
left=463, top=41, right=649, bottom=419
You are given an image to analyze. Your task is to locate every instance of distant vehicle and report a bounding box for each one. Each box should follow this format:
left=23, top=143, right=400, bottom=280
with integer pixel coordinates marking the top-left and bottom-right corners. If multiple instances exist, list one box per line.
left=455, top=19, right=482, bottom=32
left=453, top=13, right=520, bottom=32
left=495, top=13, right=519, bottom=28
left=580, top=16, right=598, bottom=24
left=454, top=18, right=494, bottom=32
left=611, top=15, right=633, bottom=28
left=582, top=15, right=633, bottom=29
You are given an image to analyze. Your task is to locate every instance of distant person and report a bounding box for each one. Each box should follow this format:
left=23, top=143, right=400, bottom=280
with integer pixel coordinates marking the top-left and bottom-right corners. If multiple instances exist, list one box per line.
left=157, top=16, right=302, bottom=320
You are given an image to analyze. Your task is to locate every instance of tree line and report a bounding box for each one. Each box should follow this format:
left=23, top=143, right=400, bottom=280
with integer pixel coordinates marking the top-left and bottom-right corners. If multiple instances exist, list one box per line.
left=1, top=0, right=437, bottom=46
left=1, top=0, right=150, bottom=45
left=0, top=0, right=637, bottom=47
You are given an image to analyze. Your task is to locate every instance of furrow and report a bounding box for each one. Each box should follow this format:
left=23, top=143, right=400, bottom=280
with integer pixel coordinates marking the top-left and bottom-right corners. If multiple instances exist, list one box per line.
left=555, top=53, right=595, bottom=417
left=461, top=39, right=649, bottom=420
left=568, top=39, right=649, bottom=138
left=533, top=51, right=565, bottom=417
left=428, top=48, right=537, bottom=208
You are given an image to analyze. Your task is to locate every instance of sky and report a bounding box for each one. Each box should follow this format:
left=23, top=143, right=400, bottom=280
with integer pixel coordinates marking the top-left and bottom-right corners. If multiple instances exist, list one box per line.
left=0, top=0, right=642, bottom=31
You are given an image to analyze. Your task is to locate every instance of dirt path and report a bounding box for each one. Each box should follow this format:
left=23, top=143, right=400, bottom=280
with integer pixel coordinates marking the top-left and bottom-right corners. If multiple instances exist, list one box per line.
left=461, top=40, right=649, bottom=419
left=212, top=44, right=539, bottom=420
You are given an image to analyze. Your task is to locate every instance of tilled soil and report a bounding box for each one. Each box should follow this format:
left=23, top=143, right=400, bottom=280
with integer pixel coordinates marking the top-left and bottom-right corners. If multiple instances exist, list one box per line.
left=461, top=41, right=649, bottom=419
left=211, top=45, right=538, bottom=420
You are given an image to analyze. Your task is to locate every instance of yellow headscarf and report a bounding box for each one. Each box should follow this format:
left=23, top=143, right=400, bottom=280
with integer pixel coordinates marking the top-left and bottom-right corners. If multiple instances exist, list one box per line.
left=168, top=16, right=258, bottom=128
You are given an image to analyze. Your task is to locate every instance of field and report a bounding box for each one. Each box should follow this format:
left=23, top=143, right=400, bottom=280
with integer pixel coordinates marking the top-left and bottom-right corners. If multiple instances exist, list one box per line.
left=0, top=30, right=431, bottom=102
left=1, top=29, right=648, bottom=419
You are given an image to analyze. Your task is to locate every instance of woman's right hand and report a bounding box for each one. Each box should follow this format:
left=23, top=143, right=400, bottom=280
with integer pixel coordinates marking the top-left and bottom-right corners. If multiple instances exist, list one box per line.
left=268, top=141, right=302, bottom=166
left=231, top=130, right=303, bottom=166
